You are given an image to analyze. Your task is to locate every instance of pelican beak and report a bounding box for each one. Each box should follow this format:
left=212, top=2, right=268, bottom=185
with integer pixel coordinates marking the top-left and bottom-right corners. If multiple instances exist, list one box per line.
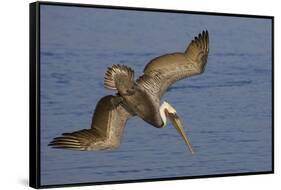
left=166, top=110, right=194, bottom=154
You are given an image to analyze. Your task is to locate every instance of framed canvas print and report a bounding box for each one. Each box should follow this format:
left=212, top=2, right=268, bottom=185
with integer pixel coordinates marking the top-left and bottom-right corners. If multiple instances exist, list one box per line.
left=29, top=1, right=274, bottom=188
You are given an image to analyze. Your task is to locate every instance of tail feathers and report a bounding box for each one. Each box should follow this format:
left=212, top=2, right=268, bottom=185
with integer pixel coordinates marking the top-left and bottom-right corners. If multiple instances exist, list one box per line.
left=104, top=64, right=134, bottom=90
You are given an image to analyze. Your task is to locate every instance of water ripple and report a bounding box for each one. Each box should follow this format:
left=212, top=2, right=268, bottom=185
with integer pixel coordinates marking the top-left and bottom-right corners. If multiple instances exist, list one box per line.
left=167, top=80, right=252, bottom=91
left=213, top=53, right=264, bottom=57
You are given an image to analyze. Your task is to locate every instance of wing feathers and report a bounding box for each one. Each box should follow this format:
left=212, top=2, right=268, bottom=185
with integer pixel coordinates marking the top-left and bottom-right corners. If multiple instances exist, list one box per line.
left=49, top=129, right=101, bottom=150
left=136, top=72, right=162, bottom=95
left=185, top=30, right=209, bottom=69
left=138, top=30, right=209, bottom=98
left=49, top=95, right=133, bottom=151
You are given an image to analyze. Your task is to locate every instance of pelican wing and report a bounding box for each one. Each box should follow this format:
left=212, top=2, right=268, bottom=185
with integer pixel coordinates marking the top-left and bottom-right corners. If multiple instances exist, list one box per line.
left=49, top=95, right=133, bottom=150
left=137, top=31, right=209, bottom=98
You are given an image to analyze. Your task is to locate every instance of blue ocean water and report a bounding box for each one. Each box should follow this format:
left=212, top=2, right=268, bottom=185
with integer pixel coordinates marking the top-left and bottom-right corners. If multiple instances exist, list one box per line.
left=40, top=5, right=272, bottom=186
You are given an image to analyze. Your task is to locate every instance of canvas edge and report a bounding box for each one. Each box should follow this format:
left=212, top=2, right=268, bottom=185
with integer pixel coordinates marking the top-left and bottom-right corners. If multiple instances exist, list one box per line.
left=37, top=0, right=274, bottom=19
left=29, top=1, right=275, bottom=189
left=30, top=2, right=41, bottom=189
left=271, top=17, right=274, bottom=174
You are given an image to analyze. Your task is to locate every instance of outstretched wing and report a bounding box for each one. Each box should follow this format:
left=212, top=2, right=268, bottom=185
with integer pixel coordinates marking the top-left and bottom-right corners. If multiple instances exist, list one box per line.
left=137, top=30, right=209, bottom=98
left=49, top=95, right=133, bottom=151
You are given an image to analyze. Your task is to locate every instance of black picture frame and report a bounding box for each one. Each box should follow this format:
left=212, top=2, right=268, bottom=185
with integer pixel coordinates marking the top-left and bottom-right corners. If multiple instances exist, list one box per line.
left=30, top=1, right=274, bottom=189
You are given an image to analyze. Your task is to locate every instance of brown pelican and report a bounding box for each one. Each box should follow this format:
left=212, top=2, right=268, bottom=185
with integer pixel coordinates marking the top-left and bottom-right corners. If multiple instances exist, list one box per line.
left=49, top=30, right=209, bottom=153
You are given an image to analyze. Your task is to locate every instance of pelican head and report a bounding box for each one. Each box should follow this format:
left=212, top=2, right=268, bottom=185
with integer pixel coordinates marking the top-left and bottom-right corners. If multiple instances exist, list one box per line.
left=160, top=101, right=176, bottom=127
left=159, top=101, right=194, bottom=154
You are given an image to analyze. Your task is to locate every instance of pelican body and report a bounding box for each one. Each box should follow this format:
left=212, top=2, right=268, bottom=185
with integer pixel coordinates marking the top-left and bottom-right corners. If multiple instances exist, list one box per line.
left=49, top=31, right=209, bottom=153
